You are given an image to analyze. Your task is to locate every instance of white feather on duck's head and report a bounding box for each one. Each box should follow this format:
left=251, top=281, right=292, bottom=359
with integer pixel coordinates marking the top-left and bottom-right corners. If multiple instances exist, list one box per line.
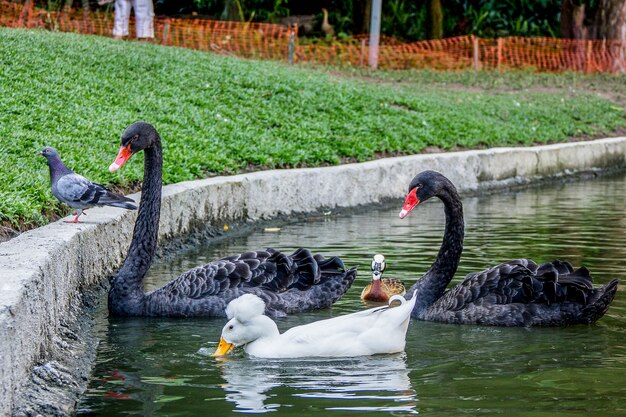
left=213, top=294, right=276, bottom=356
left=371, top=254, right=386, bottom=280
left=226, top=293, right=266, bottom=322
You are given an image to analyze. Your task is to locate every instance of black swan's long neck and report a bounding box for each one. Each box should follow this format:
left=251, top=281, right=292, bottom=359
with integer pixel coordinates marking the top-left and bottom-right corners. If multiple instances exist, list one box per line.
left=409, top=187, right=464, bottom=316
left=109, top=139, right=162, bottom=310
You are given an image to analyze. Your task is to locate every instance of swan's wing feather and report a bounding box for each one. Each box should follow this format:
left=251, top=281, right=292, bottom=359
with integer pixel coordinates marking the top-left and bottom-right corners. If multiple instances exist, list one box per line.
left=438, top=259, right=599, bottom=311
left=438, top=259, right=538, bottom=310
left=532, top=261, right=595, bottom=304
left=149, top=247, right=355, bottom=317
left=160, top=247, right=337, bottom=299
left=150, top=264, right=232, bottom=300
left=218, top=248, right=328, bottom=291
left=262, top=248, right=321, bottom=290
left=162, top=256, right=274, bottom=299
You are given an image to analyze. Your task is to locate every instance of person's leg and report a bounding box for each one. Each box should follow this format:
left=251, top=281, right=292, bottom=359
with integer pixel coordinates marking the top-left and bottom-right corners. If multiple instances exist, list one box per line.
left=112, top=0, right=132, bottom=39
left=133, top=0, right=154, bottom=39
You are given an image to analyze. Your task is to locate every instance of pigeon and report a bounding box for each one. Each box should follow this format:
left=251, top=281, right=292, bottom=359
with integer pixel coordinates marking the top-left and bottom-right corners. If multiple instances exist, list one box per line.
left=39, top=146, right=137, bottom=223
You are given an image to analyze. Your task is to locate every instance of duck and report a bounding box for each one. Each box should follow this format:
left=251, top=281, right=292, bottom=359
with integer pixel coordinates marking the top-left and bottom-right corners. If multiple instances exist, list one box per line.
left=39, top=146, right=136, bottom=223
left=212, top=291, right=417, bottom=358
left=106, top=122, right=356, bottom=318
left=399, top=170, right=619, bottom=326
left=361, top=254, right=406, bottom=302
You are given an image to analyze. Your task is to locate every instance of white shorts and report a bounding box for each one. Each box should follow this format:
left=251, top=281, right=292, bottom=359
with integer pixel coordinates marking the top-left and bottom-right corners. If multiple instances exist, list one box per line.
left=112, top=0, right=154, bottom=38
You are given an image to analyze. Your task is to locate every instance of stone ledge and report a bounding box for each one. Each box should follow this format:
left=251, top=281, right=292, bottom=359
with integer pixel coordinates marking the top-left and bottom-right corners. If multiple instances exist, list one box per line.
left=1, top=136, right=625, bottom=415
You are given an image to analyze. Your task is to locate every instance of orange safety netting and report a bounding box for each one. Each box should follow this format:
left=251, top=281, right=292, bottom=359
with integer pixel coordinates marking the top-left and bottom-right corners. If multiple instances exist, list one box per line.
left=2, top=1, right=625, bottom=74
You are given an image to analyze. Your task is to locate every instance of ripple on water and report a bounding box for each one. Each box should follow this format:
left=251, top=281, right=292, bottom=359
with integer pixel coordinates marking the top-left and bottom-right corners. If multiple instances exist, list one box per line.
left=78, top=173, right=626, bottom=416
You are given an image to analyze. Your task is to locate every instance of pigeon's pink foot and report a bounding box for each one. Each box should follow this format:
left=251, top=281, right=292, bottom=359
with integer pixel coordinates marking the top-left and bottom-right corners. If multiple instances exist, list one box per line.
left=64, top=212, right=82, bottom=223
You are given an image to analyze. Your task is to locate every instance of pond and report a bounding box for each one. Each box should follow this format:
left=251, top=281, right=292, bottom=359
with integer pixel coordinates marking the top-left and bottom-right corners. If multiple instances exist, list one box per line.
left=77, top=172, right=626, bottom=416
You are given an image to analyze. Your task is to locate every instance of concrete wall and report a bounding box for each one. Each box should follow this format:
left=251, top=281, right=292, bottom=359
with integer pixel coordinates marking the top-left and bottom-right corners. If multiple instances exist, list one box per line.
left=1, top=137, right=625, bottom=415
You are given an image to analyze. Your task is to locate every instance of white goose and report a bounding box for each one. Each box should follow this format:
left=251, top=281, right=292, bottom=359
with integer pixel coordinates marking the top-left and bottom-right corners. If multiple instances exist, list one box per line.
left=212, top=291, right=417, bottom=359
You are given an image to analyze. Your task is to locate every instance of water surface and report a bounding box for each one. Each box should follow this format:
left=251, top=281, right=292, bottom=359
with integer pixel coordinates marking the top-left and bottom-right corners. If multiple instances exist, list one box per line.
left=78, top=173, right=626, bottom=416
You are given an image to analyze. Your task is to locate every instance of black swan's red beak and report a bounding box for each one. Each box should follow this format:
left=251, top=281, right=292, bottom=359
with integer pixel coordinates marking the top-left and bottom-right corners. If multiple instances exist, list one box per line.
left=109, top=143, right=133, bottom=172
left=399, top=188, right=420, bottom=219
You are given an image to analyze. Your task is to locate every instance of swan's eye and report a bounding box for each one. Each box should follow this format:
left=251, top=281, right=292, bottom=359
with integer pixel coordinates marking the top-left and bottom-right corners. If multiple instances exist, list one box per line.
left=123, top=135, right=139, bottom=147
left=228, top=324, right=234, bottom=330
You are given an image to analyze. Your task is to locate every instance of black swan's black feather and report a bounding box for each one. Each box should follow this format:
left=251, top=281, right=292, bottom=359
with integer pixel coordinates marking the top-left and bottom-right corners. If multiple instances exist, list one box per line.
left=404, top=170, right=618, bottom=326
left=108, top=123, right=356, bottom=318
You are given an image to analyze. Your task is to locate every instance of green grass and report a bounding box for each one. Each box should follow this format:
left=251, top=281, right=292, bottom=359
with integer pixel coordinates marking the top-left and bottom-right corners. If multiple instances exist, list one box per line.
left=333, top=66, right=626, bottom=96
left=1, top=28, right=626, bottom=228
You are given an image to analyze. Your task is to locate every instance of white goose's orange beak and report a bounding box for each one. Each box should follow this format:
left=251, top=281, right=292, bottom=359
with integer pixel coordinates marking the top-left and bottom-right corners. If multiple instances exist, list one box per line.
left=211, top=337, right=235, bottom=357
left=109, top=143, right=133, bottom=172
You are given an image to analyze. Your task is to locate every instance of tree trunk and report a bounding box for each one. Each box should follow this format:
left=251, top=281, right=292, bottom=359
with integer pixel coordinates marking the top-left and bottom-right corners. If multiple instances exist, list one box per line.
left=596, top=0, right=626, bottom=39
left=352, top=0, right=371, bottom=35
left=427, top=0, right=443, bottom=39
left=221, top=0, right=242, bottom=21
left=595, top=0, right=626, bottom=72
left=561, top=1, right=589, bottom=71
left=560, top=0, right=588, bottom=39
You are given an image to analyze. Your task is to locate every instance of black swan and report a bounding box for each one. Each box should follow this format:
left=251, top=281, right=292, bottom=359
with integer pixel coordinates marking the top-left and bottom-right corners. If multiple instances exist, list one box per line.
left=106, top=122, right=356, bottom=317
left=399, top=170, right=618, bottom=326
left=39, top=146, right=136, bottom=223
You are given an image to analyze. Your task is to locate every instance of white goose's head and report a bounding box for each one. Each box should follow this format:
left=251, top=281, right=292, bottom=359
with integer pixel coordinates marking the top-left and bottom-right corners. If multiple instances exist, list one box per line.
left=212, top=294, right=278, bottom=356
left=371, top=254, right=386, bottom=281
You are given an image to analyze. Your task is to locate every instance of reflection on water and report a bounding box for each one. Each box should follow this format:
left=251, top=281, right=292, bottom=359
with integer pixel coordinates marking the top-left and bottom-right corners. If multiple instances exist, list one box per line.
left=216, top=358, right=281, bottom=413
left=77, top=173, right=626, bottom=416
left=213, top=355, right=416, bottom=414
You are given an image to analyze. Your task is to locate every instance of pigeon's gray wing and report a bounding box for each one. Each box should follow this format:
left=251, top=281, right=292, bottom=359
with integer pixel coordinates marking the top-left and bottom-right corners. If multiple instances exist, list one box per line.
left=54, top=173, right=107, bottom=209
